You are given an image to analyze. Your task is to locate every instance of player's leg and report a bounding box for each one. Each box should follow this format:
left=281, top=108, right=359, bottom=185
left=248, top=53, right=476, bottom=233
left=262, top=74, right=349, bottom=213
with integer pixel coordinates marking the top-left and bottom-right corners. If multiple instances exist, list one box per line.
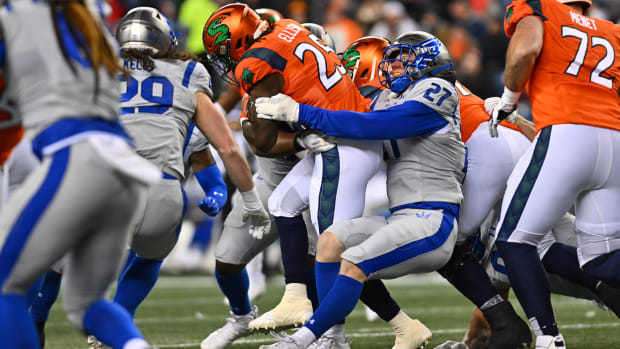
left=495, top=125, right=596, bottom=342
left=113, top=178, right=187, bottom=318
left=252, top=156, right=316, bottom=331
left=202, top=178, right=281, bottom=349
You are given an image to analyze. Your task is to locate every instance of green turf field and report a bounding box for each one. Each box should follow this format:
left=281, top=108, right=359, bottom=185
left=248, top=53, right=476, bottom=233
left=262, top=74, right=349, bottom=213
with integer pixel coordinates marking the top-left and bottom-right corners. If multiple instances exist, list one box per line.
left=43, top=274, right=620, bottom=349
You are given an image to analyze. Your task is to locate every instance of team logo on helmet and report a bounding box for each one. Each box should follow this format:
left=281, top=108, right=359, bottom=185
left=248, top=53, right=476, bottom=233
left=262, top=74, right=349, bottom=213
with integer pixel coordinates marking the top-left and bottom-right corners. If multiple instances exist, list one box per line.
left=241, top=68, right=254, bottom=85
left=342, top=44, right=361, bottom=70
left=206, top=16, right=231, bottom=51
left=506, top=7, right=514, bottom=24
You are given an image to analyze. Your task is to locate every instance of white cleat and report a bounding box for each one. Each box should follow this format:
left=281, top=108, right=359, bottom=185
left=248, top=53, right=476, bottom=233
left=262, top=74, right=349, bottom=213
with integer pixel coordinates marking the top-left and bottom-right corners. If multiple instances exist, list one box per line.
left=87, top=335, right=103, bottom=349
left=258, top=335, right=306, bottom=349
left=200, top=306, right=258, bottom=349
left=249, top=283, right=313, bottom=332
left=535, top=334, right=566, bottom=349
left=307, top=335, right=351, bottom=349
left=389, top=311, right=432, bottom=349
left=432, top=341, right=468, bottom=349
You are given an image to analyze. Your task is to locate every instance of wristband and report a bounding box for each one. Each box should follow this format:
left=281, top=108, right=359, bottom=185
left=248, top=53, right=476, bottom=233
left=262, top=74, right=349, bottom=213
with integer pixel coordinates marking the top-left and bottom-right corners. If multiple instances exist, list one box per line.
left=501, top=86, right=521, bottom=106
left=240, top=186, right=261, bottom=210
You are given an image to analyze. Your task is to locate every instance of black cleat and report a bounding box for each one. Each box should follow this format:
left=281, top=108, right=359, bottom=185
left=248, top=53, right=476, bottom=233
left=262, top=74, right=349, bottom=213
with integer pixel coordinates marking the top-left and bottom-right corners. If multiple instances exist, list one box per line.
left=483, top=301, right=532, bottom=349
left=595, top=282, right=620, bottom=318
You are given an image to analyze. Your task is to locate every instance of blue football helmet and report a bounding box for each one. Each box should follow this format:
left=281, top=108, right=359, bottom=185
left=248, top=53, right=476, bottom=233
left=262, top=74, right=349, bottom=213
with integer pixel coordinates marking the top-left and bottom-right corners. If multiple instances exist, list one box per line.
left=378, top=31, right=455, bottom=93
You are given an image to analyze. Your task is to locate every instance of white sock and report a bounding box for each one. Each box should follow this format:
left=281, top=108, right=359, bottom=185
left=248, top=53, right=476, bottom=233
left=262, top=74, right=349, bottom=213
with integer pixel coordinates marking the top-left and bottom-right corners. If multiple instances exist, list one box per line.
left=292, top=326, right=317, bottom=347
left=123, top=338, right=150, bottom=349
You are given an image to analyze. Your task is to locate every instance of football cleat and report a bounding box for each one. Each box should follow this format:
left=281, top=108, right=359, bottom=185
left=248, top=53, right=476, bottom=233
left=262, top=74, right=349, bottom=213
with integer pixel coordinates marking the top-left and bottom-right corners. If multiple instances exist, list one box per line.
left=249, top=283, right=313, bottom=332
left=595, top=282, right=620, bottom=318
left=432, top=341, right=469, bottom=349
left=87, top=335, right=103, bottom=349
left=483, top=301, right=532, bottom=349
left=392, top=319, right=432, bottom=349
left=201, top=306, right=258, bottom=349
left=535, top=334, right=566, bottom=349
left=307, top=335, right=351, bottom=349
left=259, top=334, right=306, bottom=349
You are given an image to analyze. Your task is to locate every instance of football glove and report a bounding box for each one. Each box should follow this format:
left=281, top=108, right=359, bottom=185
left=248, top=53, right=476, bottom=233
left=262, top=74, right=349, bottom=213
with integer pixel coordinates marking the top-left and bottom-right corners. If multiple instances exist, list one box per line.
left=486, top=87, right=520, bottom=138
left=295, top=129, right=336, bottom=153
left=240, top=187, right=271, bottom=240
left=198, top=191, right=226, bottom=216
left=256, top=93, right=300, bottom=123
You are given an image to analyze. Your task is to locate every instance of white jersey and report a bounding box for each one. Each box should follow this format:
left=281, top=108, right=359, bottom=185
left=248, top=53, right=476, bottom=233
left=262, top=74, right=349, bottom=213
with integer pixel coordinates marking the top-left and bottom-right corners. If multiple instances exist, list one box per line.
left=120, top=57, right=212, bottom=179
left=0, top=1, right=120, bottom=139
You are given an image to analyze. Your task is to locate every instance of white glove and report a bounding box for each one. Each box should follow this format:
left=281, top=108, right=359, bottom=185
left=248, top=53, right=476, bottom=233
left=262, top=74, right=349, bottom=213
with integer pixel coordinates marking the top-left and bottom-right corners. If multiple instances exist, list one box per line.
left=256, top=93, right=300, bottom=123
left=486, top=87, right=520, bottom=138
left=433, top=341, right=469, bottom=349
left=295, top=129, right=336, bottom=153
left=240, top=188, right=271, bottom=239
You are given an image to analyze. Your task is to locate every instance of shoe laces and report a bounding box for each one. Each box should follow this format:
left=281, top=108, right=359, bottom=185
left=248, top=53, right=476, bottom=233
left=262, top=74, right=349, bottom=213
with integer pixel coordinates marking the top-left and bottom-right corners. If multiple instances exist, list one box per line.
left=314, top=335, right=350, bottom=349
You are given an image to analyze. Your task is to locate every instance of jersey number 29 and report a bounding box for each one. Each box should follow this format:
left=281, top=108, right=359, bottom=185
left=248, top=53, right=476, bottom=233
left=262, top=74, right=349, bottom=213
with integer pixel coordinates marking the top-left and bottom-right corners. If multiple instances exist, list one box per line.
left=120, top=75, right=174, bottom=114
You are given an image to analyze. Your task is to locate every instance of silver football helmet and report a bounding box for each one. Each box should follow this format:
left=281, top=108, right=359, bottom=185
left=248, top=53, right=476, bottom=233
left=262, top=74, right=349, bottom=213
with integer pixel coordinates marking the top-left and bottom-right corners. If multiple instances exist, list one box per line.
left=302, top=23, right=336, bottom=51
left=116, top=7, right=178, bottom=53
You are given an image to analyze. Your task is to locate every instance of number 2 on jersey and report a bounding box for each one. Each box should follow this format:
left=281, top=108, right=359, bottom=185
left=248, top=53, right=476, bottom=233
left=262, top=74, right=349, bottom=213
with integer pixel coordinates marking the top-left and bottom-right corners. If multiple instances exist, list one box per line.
left=423, top=83, right=452, bottom=106
left=294, top=34, right=346, bottom=91
left=561, top=26, right=614, bottom=89
left=120, top=75, right=174, bottom=114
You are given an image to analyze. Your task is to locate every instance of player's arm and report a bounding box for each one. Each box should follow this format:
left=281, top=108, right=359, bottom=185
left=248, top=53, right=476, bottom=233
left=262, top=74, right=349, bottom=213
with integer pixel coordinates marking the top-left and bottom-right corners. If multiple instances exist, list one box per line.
left=503, top=16, right=544, bottom=93
left=514, top=116, right=536, bottom=141
left=189, top=147, right=228, bottom=216
left=242, top=73, right=299, bottom=155
left=258, top=95, right=448, bottom=140
left=194, top=91, right=253, bottom=192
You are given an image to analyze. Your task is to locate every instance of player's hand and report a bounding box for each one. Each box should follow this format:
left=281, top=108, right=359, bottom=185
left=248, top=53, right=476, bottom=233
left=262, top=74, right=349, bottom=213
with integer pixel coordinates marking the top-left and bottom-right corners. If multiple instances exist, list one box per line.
left=256, top=93, right=300, bottom=123
left=295, top=129, right=336, bottom=153
left=198, top=191, right=226, bottom=216
left=242, top=205, right=271, bottom=240
left=485, top=87, right=520, bottom=138
left=240, top=187, right=271, bottom=239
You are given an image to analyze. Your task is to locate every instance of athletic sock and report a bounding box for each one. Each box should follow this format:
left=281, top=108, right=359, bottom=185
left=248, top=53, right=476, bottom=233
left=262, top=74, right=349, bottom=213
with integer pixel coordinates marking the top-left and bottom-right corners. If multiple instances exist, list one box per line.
left=306, top=262, right=319, bottom=310
left=315, top=261, right=340, bottom=302
left=30, top=269, right=62, bottom=323
left=275, top=216, right=309, bottom=284
left=496, top=241, right=558, bottom=336
left=113, top=256, right=162, bottom=317
left=215, top=269, right=251, bottom=315
left=0, top=294, right=39, bottom=348
left=190, top=217, right=214, bottom=251
left=360, top=279, right=400, bottom=322
left=83, top=300, right=145, bottom=349
left=305, top=275, right=363, bottom=338
left=25, top=273, right=45, bottom=307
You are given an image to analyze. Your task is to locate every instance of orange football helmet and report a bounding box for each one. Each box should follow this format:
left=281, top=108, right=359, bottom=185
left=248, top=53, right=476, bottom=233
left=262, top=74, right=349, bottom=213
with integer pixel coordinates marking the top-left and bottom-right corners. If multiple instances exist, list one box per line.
left=255, top=8, right=283, bottom=24
left=557, top=0, right=591, bottom=8
left=203, top=3, right=267, bottom=84
left=341, top=36, right=390, bottom=88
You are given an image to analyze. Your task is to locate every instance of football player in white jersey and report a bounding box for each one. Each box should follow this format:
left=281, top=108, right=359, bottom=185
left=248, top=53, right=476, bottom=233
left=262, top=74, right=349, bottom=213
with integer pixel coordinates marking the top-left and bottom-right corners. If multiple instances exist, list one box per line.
left=0, top=0, right=161, bottom=347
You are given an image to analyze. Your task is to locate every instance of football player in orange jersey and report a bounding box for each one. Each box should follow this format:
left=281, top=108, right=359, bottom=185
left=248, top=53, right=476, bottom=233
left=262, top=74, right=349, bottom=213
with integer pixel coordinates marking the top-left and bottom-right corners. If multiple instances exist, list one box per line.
left=202, top=5, right=424, bottom=349
left=487, top=0, right=620, bottom=347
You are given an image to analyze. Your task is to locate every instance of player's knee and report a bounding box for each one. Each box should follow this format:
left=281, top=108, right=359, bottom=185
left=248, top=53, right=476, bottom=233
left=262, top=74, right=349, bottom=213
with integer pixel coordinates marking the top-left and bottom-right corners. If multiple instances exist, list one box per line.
left=437, top=244, right=471, bottom=282
left=340, top=259, right=367, bottom=282
left=316, top=232, right=345, bottom=262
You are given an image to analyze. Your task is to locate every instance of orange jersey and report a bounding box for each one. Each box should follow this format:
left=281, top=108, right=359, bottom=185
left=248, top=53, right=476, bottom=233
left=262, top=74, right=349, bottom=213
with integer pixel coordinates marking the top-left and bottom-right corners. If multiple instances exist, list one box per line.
left=235, top=19, right=368, bottom=114
left=455, top=81, right=521, bottom=143
left=505, top=0, right=620, bottom=133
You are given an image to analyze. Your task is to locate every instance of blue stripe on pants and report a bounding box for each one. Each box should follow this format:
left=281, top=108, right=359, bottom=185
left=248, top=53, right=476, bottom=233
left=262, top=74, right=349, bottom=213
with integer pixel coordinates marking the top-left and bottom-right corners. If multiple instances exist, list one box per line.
left=0, top=147, right=70, bottom=288
left=357, top=211, right=455, bottom=276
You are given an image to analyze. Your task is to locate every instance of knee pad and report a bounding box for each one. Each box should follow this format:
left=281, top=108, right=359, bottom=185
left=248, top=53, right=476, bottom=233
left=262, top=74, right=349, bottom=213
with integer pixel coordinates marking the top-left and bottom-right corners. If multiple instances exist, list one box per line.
left=437, top=244, right=479, bottom=282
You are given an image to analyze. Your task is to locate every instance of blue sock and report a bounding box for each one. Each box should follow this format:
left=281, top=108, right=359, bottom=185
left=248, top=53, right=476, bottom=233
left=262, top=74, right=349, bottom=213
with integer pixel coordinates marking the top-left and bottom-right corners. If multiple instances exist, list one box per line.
left=582, top=250, right=620, bottom=288
left=543, top=243, right=599, bottom=290
left=83, top=299, right=143, bottom=349
left=117, top=250, right=136, bottom=285
left=25, top=273, right=46, bottom=307
left=360, top=280, right=400, bottom=322
left=190, top=217, right=213, bottom=251
left=275, top=216, right=309, bottom=284
left=216, top=269, right=251, bottom=315
left=0, top=294, right=39, bottom=348
left=315, top=261, right=340, bottom=302
left=306, top=263, right=319, bottom=310
left=113, top=256, right=162, bottom=318
left=30, top=270, right=62, bottom=323
left=496, top=241, right=558, bottom=336
left=305, top=275, right=363, bottom=338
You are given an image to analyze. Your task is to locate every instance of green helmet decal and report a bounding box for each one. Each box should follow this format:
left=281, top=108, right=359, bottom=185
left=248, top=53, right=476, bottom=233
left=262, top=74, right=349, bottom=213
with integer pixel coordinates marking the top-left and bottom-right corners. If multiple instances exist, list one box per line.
left=342, top=44, right=361, bottom=69
left=207, top=16, right=230, bottom=48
